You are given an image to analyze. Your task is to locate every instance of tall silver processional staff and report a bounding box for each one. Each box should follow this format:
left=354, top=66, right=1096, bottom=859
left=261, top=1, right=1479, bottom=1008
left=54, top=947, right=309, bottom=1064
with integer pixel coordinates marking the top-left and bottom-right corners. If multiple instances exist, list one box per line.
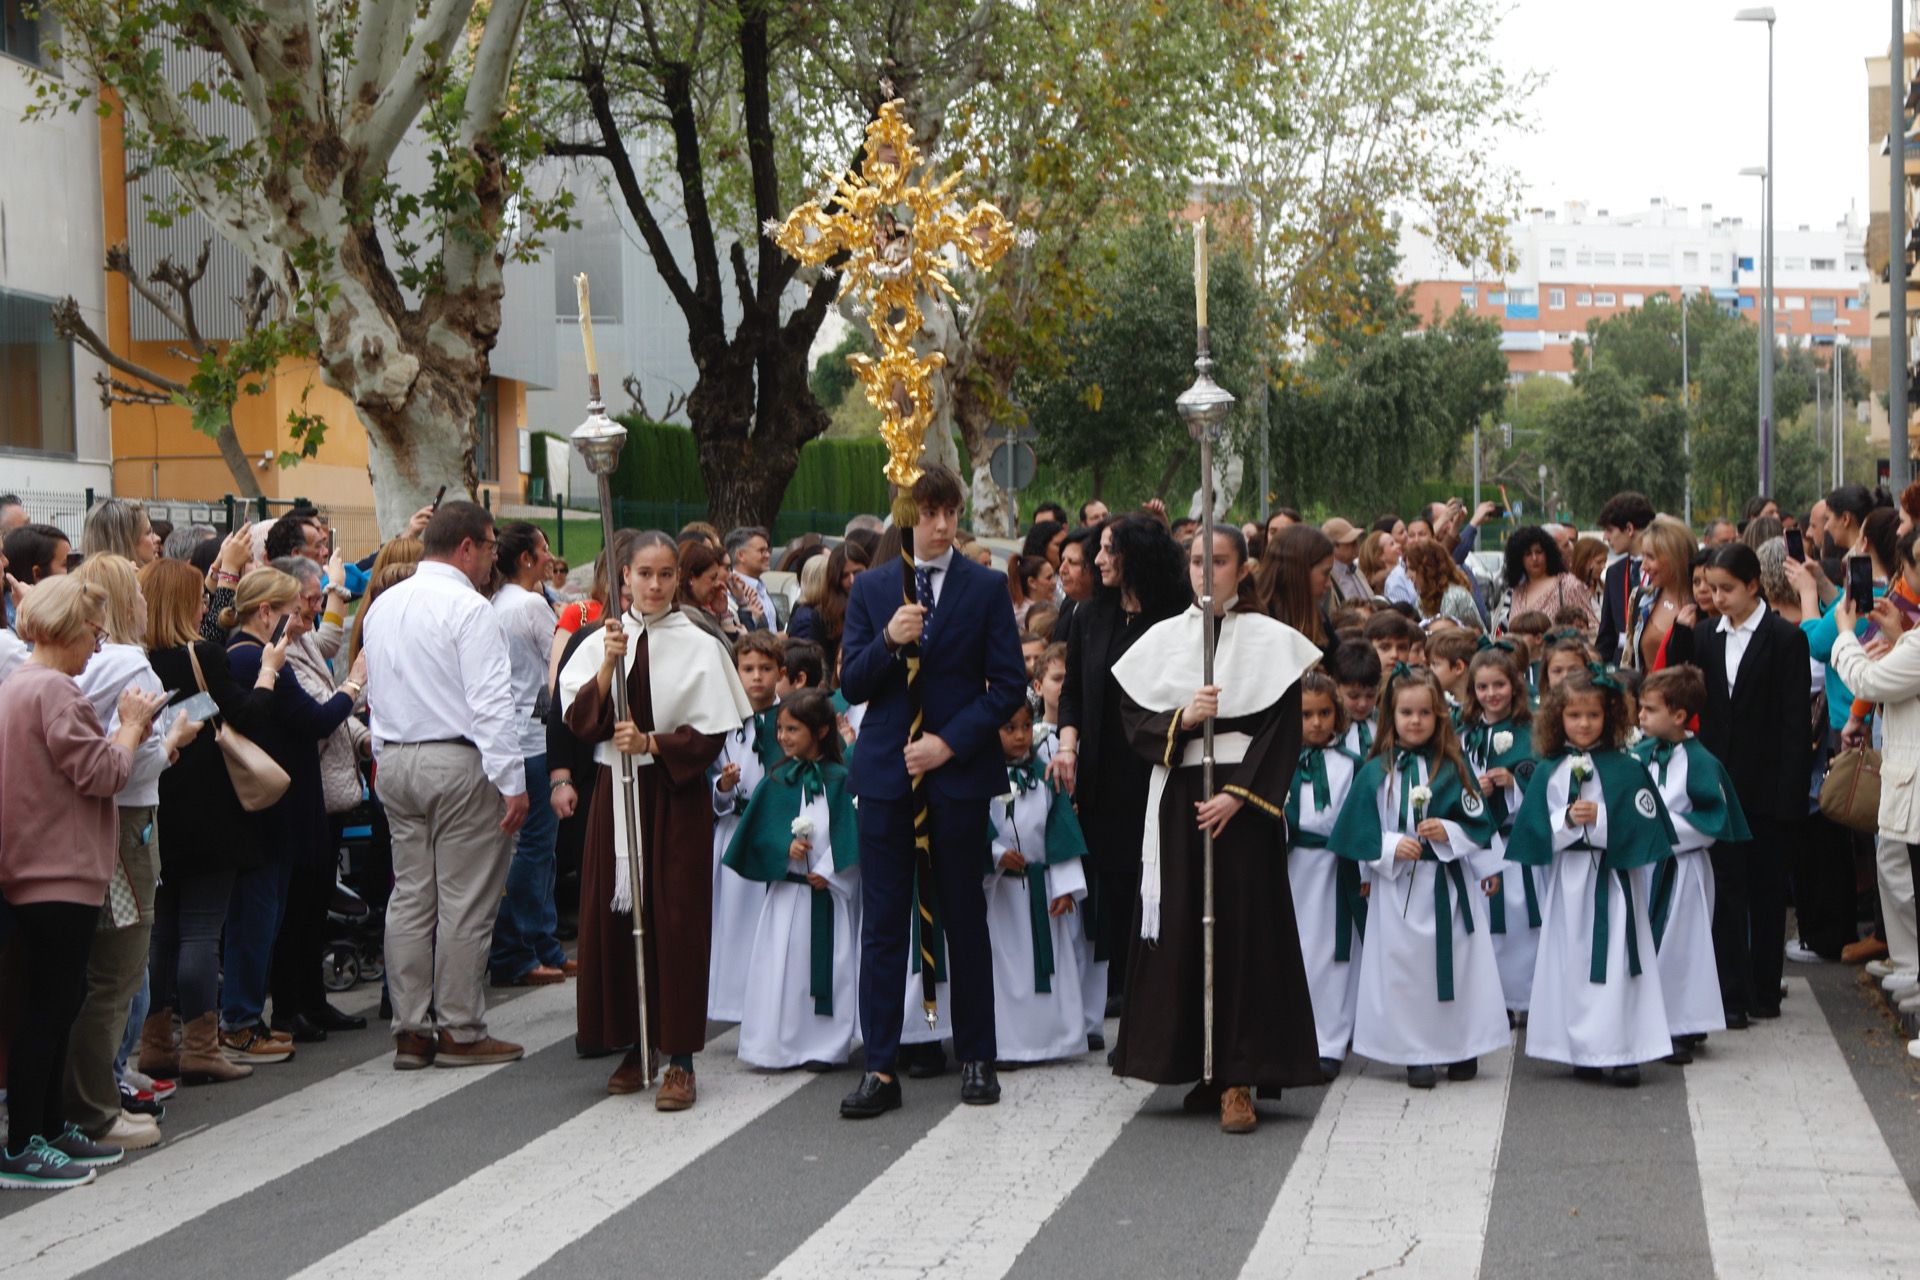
left=571, top=273, right=652, bottom=1091
left=1174, top=219, right=1236, bottom=1085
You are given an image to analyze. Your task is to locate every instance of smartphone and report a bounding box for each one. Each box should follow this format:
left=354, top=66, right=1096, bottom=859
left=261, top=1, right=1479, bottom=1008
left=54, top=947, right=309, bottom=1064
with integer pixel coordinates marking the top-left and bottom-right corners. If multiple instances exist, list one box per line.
left=173, top=691, right=219, bottom=722
left=431, top=484, right=448, bottom=512
left=1784, top=528, right=1805, bottom=562
left=269, top=614, right=291, bottom=645
left=1848, top=557, right=1875, bottom=612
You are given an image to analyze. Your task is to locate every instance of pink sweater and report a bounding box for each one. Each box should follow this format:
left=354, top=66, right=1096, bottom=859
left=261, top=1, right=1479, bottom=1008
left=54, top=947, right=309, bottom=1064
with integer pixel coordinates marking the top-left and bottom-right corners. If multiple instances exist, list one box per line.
left=0, top=663, right=134, bottom=906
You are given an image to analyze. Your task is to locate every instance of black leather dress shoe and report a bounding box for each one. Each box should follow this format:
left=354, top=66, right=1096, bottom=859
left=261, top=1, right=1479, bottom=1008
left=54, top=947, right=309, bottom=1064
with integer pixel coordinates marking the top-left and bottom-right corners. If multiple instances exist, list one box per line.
left=272, top=1013, right=328, bottom=1044
left=960, top=1061, right=1001, bottom=1105
left=902, top=1042, right=947, bottom=1079
left=840, top=1073, right=902, bottom=1119
left=1724, top=1011, right=1750, bottom=1030
left=309, top=1002, right=368, bottom=1033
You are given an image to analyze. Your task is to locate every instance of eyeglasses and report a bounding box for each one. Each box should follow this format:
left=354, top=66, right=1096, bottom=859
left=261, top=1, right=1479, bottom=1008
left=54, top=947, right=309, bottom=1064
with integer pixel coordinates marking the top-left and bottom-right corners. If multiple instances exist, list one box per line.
left=89, top=623, right=107, bottom=654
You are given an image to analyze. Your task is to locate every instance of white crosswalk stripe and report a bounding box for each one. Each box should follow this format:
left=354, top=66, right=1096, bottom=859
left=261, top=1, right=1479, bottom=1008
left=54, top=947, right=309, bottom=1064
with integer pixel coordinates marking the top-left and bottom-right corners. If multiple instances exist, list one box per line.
left=0, top=984, right=577, bottom=1280
left=1239, top=1045, right=1516, bottom=1279
left=1687, top=977, right=1920, bottom=1279
left=763, top=1056, right=1152, bottom=1280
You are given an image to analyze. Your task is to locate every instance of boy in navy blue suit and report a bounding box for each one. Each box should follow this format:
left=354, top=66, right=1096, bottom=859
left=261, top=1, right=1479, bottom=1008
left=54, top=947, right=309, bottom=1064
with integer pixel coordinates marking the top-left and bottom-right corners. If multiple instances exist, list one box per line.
left=837, top=467, right=1030, bottom=1118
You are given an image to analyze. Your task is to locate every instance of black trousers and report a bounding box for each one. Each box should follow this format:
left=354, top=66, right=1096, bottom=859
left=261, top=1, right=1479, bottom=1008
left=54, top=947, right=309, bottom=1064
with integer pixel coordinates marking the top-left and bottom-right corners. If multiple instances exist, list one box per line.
left=270, top=859, right=333, bottom=1018
left=6, top=901, right=98, bottom=1152
left=856, top=794, right=994, bottom=1075
left=1712, top=817, right=1790, bottom=1019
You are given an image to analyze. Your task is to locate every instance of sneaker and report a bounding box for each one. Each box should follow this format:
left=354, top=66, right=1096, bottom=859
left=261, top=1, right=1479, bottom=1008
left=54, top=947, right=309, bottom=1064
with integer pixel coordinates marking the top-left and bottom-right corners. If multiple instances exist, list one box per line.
left=51, top=1122, right=130, bottom=1165
left=120, top=1067, right=175, bottom=1100
left=1865, top=960, right=1902, bottom=979
left=1897, top=988, right=1920, bottom=1014
left=1784, top=939, right=1825, bottom=964
left=432, top=1031, right=523, bottom=1067
left=117, top=1082, right=165, bottom=1120
left=1843, top=937, right=1889, bottom=965
left=1883, top=972, right=1920, bottom=995
left=220, top=1024, right=295, bottom=1064
left=0, top=1136, right=97, bottom=1190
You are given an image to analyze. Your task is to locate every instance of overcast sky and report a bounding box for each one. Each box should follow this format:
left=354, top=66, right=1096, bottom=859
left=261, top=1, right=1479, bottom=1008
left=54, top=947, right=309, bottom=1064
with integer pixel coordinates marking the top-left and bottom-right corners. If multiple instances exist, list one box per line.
left=1492, top=0, right=1893, bottom=231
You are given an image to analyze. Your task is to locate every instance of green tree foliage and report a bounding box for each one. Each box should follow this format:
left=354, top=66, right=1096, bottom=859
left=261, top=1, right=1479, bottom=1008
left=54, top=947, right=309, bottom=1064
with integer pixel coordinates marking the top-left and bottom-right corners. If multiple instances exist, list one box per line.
left=1021, top=221, right=1260, bottom=507
left=1262, top=241, right=1507, bottom=517
left=1542, top=365, right=1687, bottom=516
left=810, top=329, right=869, bottom=411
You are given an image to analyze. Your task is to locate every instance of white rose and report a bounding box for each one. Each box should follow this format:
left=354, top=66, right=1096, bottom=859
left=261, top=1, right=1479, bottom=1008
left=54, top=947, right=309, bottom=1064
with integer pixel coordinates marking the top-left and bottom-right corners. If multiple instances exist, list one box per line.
left=1409, top=785, right=1433, bottom=812
left=1492, top=731, right=1514, bottom=755
left=1627, top=727, right=1645, bottom=747
left=791, top=816, right=815, bottom=840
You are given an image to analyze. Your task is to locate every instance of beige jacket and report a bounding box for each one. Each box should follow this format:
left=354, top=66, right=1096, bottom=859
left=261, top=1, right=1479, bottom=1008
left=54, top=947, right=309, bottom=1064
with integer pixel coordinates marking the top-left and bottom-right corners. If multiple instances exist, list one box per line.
left=1829, top=627, right=1920, bottom=843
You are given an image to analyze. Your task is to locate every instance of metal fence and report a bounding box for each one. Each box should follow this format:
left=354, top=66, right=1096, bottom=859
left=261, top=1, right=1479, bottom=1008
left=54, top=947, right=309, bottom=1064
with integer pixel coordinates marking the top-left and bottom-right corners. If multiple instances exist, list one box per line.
left=539, top=495, right=866, bottom=558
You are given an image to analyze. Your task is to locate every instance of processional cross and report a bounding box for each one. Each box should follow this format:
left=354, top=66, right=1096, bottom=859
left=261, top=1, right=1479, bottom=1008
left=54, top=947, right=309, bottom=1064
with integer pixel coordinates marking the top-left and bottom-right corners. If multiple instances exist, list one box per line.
left=768, top=86, right=1016, bottom=506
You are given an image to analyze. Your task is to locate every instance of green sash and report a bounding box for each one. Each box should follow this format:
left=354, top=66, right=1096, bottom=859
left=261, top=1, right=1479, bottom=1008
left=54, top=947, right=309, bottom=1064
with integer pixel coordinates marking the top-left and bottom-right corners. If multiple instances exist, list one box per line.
left=1649, top=857, right=1679, bottom=947
left=1509, top=749, right=1677, bottom=983
left=722, top=759, right=860, bottom=1017
left=1425, top=850, right=1475, bottom=1002
left=1630, top=737, right=1753, bottom=845
left=985, top=760, right=1089, bottom=992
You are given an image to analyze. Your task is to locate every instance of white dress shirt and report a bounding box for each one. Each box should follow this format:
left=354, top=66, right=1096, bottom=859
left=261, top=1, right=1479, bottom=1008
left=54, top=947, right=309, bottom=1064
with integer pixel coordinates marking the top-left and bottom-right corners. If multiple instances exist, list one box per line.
left=492, top=582, right=558, bottom=758
left=363, top=560, right=525, bottom=796
left=1383, top=561, right=1418, bottom=608
left=741, top=572, right=779, bottom=629
left=913, top=546, right=956, bottom=608
left=1717, top=599, right=1768, bottom=694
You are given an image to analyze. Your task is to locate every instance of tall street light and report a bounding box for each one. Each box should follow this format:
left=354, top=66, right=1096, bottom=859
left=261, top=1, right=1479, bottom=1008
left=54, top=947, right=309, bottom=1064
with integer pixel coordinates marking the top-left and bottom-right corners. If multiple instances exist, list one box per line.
left=1740, top=163, right=1770, bottom=495
left=1737, top=7, right=1776, bottom=496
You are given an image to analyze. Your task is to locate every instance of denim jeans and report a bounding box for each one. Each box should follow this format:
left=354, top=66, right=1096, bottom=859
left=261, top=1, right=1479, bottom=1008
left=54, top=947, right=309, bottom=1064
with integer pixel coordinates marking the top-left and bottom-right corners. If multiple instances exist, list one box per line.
left=222, top=855, right=293, bottom=1029
left=151, top=869, right=237, bottom=1021
left=488, top=753, right=566, bottom=981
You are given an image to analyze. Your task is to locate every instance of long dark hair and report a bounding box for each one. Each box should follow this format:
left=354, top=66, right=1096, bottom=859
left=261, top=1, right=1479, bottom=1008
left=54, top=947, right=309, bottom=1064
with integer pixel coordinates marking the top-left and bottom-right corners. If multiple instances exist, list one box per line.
left=779, top=688, right=843, bottom=765
left=818, top=540, right=870, bottom=669
left=1255, top=524, right=1333, bottom=643
left=1861, top=506, right=1900, bottom=578
left=1021, top=520, right=1066, bottom=561
left=1100, top=513, right=1191, bottom=623
left=493, top=521, right=545, bottom=588
left=1502, top=525, right=1566, bottom=588
left=1462, top=649, right=1533, bottom=727
left=1535, top=668, right=1632, bottom=756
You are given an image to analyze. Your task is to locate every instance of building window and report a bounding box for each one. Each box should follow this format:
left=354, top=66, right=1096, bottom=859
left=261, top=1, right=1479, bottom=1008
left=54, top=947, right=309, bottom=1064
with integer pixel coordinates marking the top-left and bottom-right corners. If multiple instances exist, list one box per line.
left=1846, top=296, right=1865, bottom=311
left=1, top=0, right=42, bottom=65
left=1848, top=252, right=1867, bottom=271
left=1738, top=256, right=1755, bottom=271
left=1549, top=248, right=1566, bottom=268
left=1785, top=256, right=1806, bottom=271
left=1649, top=253, right=1671, bottom=269
left=1548, top=288, right=1565, bottom=309
left=1575, top=249, right=1593, bottom=266
left=1783, top=295, right=1804, bottom=311
left=1507, top=288, right=1533, bottom=306
left=1594, top=292, right=1616, bottom=306
left=472, top=379, right=498, bottom=483
left=0, top=288, right=75, bottom=456
left=1683, top=251, right=1699, bottom=270
left=1623, top=293, right=1645, bottom=307
left=1576, top=291, right=1592, bottom=306
left=1460, top=286, right=1477, bottom=308
left=1488, top=290, right=1506, bottom=306
left=1622, top=252, right=1645, bottom=268
left=1594, top=251, right=1616, bottom=267
left=1811, top=297, right=1836, bottom=323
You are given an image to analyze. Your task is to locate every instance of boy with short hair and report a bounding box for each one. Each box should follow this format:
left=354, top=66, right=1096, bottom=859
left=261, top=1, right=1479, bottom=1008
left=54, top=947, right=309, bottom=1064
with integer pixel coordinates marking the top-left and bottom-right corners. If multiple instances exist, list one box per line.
left=779, top=639, right=826, bottom=698
left=1032, top=641, right=1068, bottom=737
left=1362, top=611, right=1421, bottom=672
left=708, top=631, right=787, bottom=1022
left=1425, top=629, right=1478, bottom=712
left=1327, top=640, right=1384, bottom=757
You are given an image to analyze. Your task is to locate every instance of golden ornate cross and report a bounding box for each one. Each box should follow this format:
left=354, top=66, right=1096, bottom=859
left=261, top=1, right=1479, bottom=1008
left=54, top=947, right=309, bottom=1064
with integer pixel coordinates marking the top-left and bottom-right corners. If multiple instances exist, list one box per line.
left=769, top=95, right=1016, bottom=491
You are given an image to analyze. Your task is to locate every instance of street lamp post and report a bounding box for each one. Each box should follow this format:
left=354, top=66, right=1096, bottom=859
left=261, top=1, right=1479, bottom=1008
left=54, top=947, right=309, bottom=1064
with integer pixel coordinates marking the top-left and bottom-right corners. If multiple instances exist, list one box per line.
left=1894, top=0, right=1913, bottom=490
left=1737, top=8, right=1777, bottom=497
left=1739, top=162, right=1770, bottom=497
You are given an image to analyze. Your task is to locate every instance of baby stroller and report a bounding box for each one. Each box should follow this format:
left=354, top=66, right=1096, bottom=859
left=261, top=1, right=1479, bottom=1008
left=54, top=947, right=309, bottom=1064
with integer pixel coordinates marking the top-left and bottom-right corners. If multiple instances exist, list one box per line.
left=322, top=781, right=388, bottom=992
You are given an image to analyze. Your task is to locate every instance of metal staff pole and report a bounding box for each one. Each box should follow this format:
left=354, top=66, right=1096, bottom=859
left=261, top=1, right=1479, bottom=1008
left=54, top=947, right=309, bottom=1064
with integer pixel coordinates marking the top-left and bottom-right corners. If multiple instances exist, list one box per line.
left=1176, top=328, right=1236, bottom=1086
left=572, top=390, right=653, bottom=1091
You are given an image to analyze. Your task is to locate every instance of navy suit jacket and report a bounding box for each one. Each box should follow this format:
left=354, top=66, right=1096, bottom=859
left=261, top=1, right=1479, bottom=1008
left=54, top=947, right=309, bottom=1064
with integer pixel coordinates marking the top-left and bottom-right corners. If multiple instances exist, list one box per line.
left=841, top=550, right=1029, bottom=803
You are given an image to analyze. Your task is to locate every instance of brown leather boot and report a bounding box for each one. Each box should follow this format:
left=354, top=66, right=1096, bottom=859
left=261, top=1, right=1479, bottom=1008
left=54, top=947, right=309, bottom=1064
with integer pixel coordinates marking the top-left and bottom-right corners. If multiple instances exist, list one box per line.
left=139, top=1007, right=180, bottom=1080
left=180, top=1012, right=253, bottom=1085
left=1220, top=1086, right=1257, bottom=1135
left=655, top=1064, right=696, bottom=1111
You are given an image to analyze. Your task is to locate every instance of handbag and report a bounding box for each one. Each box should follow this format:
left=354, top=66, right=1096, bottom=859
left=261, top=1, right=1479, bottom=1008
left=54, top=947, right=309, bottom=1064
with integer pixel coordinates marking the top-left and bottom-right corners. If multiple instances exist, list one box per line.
left=187, top=643, right=291, bottom=813
left=1819, top=745, right=1882, bottom=834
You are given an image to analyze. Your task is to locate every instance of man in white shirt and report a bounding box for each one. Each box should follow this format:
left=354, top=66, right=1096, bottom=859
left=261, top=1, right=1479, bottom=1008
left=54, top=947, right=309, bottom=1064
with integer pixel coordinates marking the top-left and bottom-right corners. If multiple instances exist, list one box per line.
left=363, top=501, right=529, bottom=1070
left=725, top=526, right=779, bottom=630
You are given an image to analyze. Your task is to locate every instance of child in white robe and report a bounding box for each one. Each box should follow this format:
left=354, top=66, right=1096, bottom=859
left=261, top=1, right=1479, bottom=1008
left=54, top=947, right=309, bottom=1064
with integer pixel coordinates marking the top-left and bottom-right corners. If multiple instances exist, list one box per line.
left=1508, top=666, right=1677, bottom=1087
left=1460, top=648, right=1543, bottom=1019
left=1330, top=665, right=1509, bottom=1090
left=1287, top=673, right=1365, bottom=1079
left=708, top=634, right=784, bottom=1021
left=724, top=691, right=861, bottom=1069
left=984, top=699, right=1090, bottom=1063
left=1632, top=666, right=1747, bottom=1063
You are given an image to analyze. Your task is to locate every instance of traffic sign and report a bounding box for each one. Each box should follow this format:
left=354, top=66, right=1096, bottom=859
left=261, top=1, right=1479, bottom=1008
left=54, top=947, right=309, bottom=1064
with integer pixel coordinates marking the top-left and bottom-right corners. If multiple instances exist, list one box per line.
left=990, top=441, right=1037, bottom=490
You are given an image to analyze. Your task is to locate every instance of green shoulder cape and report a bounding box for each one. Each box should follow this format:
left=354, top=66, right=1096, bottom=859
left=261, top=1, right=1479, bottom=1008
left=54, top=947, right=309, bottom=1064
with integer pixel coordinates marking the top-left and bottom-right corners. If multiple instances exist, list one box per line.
left=1507, top=748, right=1677, bottom=870
left=1328, top=749, right=1498, bottom=863
left=1630, top=736, right=1752, bottom=845
left=982, top=758, right=1088, bottom=992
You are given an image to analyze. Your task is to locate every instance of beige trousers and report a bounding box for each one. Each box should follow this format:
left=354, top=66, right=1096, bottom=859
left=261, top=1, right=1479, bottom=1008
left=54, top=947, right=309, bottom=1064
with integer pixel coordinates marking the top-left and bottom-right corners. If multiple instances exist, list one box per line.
left=63, top=805, right=157, bottom=1135
left=1876, top=833, right=1919, bottom=973
left=377, top=744, right=511, bottom=1044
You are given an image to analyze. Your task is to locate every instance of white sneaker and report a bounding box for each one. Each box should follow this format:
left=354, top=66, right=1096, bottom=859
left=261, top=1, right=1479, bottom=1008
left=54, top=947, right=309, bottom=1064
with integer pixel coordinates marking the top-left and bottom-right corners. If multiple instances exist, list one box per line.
left=1898, top=987, right=1920, bottom=1014
left=95, top=1111, right=161, bottom=1151
left=1882, top=972, right=1920, bottom=994
left=1909, top=1037, right=1920, bottom=1061
left=120, top=1067, right=158, bottom=1093
left=1785, top=940, right=1824, bottom=964
left=1865, top=960, right=1900, bottom=978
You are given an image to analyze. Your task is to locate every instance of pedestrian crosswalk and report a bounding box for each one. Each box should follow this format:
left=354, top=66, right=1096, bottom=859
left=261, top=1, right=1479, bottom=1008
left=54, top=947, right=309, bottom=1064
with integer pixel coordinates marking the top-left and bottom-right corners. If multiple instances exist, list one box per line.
left=2, top=975, right=1915, bottom=1280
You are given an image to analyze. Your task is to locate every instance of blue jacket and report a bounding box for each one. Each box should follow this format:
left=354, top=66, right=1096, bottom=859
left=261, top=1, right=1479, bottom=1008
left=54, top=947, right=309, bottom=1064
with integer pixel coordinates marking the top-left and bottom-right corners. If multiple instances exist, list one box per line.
left=841, top=549, right=1029, bottom=802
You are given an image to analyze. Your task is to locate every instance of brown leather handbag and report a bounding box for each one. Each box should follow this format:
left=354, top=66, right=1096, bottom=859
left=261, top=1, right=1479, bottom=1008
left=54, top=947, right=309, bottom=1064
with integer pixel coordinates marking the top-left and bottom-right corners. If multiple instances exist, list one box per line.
left=187, top=643, right=291, bottom=812
left=1819, top=746, right=1882, bottom=835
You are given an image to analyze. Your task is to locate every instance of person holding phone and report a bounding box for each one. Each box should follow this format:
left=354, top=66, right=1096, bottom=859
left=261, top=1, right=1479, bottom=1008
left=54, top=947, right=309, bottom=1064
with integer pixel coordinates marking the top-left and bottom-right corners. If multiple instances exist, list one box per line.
left=216, top=569, right=363, bottom=1062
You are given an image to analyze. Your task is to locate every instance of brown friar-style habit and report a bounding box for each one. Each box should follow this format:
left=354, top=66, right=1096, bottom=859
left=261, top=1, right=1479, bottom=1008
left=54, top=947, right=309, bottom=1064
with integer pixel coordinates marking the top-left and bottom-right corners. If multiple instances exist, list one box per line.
left=565, top=639, right=725, bottom=1057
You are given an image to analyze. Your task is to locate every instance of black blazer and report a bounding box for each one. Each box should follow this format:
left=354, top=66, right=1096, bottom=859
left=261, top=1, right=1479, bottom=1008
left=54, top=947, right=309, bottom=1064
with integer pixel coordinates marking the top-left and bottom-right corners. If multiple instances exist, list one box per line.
left=1693, top=606, right=1812, bottom=823
left=1595, top=556, right=1641, bottom=666
left=1058, top=594, right=1159, bottom=791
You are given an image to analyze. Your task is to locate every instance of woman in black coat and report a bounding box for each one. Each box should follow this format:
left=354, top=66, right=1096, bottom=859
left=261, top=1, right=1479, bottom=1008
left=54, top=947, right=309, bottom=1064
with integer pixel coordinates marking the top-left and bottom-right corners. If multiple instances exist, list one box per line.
left=1052, top=515, right=1191, bottom=1005
left=140, top=559, right=280, bottom=1082
left=1694, top=542, right=1813, bottom=1025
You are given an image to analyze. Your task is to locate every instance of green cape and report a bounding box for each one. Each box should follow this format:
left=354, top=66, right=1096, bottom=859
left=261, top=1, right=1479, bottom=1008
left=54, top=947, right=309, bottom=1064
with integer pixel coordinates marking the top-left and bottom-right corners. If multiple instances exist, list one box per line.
left=721, top=758, right=859, bottom=1016
left=1630, top=736, right=1752, bottom=845
left=1288, top=744, right=1368, bottom=960
left=1328, top=749, right=1499, bottom=863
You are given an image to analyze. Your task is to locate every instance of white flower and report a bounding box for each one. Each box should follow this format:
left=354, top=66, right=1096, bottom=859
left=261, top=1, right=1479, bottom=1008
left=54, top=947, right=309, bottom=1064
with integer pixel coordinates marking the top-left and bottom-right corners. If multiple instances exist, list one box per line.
left=761, top=217, right=784, bottom=240
left=791, top=816, right=814, bottom=840
left=1492, top=730, right=1514, bottom=755
left=1570, top=753, right=1594, bottom=786
left=1015, top=227, right=1039, bottom=249
left=1409, top=784, right=1433, bottom=814
left=1627, top=727, right=1646, bottom=746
